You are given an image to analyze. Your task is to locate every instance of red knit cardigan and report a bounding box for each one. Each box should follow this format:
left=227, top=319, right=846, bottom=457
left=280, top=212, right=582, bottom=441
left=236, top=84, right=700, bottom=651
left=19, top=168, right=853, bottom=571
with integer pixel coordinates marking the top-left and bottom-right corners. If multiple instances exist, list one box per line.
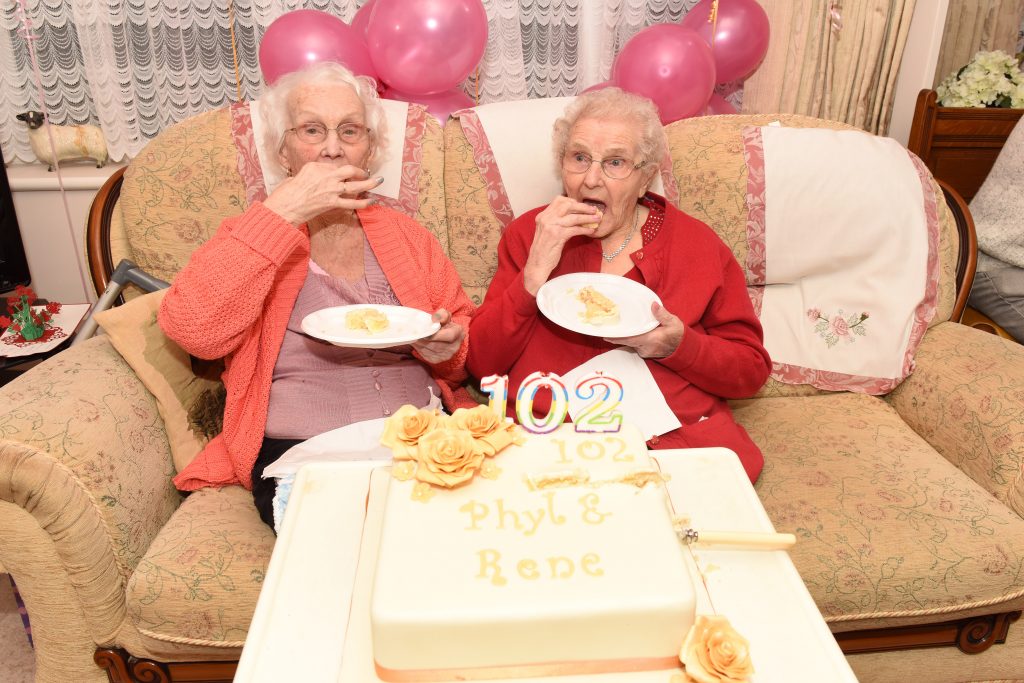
left=159, top=202, right=475, bottom=491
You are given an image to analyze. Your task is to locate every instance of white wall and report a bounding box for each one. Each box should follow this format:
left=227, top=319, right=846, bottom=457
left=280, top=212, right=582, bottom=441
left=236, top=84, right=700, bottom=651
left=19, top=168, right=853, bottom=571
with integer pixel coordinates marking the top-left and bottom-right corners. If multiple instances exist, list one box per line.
left=7, top=163, right=124, bottom=304
left=889, top=0, right=949, bottom=146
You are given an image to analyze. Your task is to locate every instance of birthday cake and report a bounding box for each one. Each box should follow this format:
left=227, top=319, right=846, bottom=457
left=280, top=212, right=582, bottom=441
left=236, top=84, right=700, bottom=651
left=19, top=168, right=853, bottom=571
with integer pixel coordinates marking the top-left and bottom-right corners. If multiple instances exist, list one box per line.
left=370, top=407, right=695, bottom=681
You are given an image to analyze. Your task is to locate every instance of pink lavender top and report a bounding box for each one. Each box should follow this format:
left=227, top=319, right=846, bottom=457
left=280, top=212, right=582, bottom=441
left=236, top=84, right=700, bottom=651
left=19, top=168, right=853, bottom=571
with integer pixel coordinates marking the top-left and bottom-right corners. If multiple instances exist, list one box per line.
left=264, top=239, right=439, bottom=439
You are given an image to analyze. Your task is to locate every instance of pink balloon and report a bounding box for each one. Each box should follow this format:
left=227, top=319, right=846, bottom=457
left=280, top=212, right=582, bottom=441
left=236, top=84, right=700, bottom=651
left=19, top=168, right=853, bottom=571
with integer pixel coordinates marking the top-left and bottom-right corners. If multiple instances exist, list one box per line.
left=384, top=86, right=475, bottom=123
left=705, top=93, right=739, bottom=115
left=582, top=81, right=613, bottom=94
left=259, top=10, right=377, bottom=85
left=366, top=0, right=488, bottom=96
left=350, top=0, right=376, bottom=36
left=612, top=25, right=716, bottom=124
left=682, top=0, right=770, bottom=83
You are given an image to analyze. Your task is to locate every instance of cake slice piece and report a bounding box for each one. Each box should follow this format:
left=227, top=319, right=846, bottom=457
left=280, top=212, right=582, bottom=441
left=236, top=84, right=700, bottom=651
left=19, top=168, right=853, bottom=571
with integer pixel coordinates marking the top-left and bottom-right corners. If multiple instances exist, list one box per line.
left=346, top=307, right=390, bottom=335
left=577, top=285, right=620, bottom=325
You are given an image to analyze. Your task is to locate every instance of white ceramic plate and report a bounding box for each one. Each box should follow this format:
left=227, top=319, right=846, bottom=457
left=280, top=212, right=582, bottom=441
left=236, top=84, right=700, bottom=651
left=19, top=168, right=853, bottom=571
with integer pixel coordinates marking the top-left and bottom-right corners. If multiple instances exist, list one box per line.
left=301, top=305, right=440, bottom=349
left=536, top=273, right=662, bottom=338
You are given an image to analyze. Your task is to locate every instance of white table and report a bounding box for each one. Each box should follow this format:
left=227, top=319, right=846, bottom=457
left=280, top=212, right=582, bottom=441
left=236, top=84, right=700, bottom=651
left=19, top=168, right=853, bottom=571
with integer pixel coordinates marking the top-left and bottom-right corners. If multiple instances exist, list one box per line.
left=236, top=448, right=857, bottom=682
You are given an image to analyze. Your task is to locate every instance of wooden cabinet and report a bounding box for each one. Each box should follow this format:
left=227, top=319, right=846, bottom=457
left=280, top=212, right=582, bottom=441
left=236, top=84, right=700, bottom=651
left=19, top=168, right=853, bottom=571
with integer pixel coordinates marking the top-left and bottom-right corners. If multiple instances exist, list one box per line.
left=907, top=89, right=1023, bottom=203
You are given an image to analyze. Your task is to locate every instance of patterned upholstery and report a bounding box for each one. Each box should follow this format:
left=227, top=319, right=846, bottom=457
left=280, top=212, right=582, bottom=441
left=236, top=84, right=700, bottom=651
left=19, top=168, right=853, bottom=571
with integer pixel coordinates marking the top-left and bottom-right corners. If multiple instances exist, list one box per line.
left=735, top=391, right=1024, bottom=630
left=126, top=486, right=274, bottom=651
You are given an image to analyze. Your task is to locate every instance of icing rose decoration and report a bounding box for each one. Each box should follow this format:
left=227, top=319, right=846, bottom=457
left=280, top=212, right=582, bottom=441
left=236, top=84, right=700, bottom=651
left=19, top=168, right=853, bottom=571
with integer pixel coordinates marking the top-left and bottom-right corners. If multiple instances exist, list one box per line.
left=380, top=405, right=445, bottom=460
left=451, top=404, right=503, bottom=438
left=413, top=428, right=486, bottom=488
left=679, top=615, right=753, bottom=683
left=451, top=404, right=520, bottom=456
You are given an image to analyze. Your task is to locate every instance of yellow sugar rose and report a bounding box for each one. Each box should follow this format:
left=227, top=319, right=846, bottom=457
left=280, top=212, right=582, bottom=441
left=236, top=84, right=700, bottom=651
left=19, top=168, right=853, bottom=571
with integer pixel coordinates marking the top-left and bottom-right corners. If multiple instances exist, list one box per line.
left=381, top=405, right=445, bottom=460
left=413, top=427, right=486, bottom=488
left=679, top=615, right=753, bottom=683
left=451, top=405, right=522, bottom=457
left=451, top=405, right=503, bottom=438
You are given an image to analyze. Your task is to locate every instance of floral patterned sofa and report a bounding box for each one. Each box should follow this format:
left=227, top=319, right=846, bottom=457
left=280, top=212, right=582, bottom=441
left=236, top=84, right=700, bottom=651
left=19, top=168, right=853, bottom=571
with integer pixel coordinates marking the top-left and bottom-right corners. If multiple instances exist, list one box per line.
left=1, top=101, right=1023, bottom=683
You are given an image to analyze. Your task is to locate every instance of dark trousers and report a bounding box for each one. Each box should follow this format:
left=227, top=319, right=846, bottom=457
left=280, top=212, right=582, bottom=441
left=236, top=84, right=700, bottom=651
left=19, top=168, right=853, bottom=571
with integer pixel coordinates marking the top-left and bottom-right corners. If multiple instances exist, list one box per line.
left=252, top=436, right=303, bottom=531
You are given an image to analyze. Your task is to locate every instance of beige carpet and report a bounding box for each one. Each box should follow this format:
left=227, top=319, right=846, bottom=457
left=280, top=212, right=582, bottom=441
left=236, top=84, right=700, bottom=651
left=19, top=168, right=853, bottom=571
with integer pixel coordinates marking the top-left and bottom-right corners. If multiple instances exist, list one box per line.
left=0, top=574, right=35, bottom=683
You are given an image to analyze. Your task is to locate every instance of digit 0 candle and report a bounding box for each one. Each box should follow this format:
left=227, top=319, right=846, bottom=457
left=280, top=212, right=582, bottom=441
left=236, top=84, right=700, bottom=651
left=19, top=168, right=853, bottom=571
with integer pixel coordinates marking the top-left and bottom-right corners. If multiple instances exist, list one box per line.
left=515, top=371, right=569, bottom=434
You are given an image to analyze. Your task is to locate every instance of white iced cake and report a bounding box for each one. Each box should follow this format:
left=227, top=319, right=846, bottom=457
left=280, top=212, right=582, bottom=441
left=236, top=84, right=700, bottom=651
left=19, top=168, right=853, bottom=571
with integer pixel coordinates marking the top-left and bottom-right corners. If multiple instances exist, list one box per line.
left=370, top=422, right=695, bottom=681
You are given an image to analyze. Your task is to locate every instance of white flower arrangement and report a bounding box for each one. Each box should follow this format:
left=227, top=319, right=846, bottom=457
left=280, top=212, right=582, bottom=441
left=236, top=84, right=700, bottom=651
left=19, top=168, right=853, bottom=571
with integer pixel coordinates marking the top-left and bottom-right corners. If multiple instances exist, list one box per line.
left=936, top=50, right=1024, bottom=108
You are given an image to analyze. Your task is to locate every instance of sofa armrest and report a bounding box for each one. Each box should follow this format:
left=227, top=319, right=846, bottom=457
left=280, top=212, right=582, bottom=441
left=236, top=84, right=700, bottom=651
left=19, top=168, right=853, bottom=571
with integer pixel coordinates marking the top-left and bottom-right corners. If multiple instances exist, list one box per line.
left=0, top=335, right=182, bottom=644
left=886, top=321, right=1024, bottom=518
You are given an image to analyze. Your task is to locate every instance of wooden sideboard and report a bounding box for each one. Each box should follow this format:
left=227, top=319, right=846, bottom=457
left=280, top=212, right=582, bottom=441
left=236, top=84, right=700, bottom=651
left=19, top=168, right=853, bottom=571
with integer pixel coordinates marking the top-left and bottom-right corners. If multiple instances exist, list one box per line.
left=907, top=89, right=1023, bottom=203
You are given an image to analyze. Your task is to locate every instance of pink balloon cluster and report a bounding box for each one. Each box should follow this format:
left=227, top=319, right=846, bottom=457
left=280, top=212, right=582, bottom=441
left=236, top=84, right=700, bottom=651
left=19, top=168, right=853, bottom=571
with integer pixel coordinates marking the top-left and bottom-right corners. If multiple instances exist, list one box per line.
left=259, top=10, right=378, bottom=86
left=611, top=0, right=770, bottom=124
left=258, top=1, right=488, bottom=123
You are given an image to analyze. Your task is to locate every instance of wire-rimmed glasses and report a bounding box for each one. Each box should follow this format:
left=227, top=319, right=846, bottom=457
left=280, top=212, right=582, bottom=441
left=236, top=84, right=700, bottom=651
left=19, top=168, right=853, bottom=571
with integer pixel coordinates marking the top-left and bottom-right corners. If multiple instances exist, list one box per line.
left=286, top=122, right=371, bottom=145
left=562, top=151, right=646, bottom=180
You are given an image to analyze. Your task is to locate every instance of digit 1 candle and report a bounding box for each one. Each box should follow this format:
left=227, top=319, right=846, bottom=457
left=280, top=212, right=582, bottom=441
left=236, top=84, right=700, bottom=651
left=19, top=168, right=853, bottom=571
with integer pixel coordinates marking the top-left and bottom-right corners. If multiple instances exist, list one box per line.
left=573, top=371, right=623, bottom=433
left=515, top=371, right=569, bottom=434
left=479, top=374, right=509, bottom=418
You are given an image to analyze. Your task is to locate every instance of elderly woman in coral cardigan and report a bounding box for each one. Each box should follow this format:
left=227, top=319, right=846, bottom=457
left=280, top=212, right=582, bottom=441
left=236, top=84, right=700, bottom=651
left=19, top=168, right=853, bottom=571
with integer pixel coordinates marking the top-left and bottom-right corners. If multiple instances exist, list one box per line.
left=159, top=62, right=474, bottom=528
left=467, top=88, right=770, bottom=482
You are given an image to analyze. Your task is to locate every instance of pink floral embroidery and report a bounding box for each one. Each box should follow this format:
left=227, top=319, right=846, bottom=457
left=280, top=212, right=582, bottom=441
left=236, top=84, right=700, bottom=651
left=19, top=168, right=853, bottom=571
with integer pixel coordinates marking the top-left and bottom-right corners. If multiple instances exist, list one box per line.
left=809, top=308, right=870, bottom=347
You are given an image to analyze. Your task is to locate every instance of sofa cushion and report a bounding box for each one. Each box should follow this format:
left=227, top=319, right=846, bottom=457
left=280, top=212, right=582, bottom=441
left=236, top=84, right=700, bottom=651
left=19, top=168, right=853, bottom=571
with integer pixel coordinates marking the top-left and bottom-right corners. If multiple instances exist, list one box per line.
left=94, top=290, right=225, bottom=474
left=125, top=486, right=274, bottom=647
left=733, top=392, right=1024, bottom=631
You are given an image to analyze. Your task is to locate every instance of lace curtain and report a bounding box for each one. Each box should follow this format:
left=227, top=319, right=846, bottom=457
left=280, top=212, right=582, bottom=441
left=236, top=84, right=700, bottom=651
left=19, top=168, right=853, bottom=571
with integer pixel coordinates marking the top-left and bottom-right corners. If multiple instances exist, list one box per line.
left=1, top=0, right=707, bottom=164
left=3, top=1, right=920, bottom=164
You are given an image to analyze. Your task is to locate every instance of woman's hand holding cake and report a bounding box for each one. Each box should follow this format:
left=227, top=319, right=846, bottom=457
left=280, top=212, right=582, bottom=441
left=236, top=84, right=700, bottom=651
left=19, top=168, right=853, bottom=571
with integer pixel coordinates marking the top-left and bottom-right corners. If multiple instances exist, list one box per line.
left=523, top=196, right=602, bottom=295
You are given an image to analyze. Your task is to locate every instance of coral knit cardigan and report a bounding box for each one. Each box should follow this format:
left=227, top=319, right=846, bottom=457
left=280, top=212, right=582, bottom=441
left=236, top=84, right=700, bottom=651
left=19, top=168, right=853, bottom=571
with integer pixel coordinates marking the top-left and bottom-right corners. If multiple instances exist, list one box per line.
left=159, top=202, right=475, bottom=491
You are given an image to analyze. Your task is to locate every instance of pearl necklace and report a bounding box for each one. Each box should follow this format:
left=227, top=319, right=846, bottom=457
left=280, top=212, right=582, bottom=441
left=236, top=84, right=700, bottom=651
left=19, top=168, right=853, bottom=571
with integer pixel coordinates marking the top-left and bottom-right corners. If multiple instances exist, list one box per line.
left=600, top=205, right=641, bottom=262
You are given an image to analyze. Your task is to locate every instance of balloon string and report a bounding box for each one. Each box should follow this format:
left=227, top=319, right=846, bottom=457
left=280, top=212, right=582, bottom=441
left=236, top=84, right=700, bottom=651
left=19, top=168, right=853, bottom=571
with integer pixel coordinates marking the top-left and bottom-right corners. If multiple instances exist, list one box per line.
left=229, top=0, right=243, bottom=102
left=474, top=65, right=480, bottom=105
left=709, top=0, right=720, bottom=49
left=704, top=1, right=720, bottom=117
left=14, top=0, right=91, bottom=300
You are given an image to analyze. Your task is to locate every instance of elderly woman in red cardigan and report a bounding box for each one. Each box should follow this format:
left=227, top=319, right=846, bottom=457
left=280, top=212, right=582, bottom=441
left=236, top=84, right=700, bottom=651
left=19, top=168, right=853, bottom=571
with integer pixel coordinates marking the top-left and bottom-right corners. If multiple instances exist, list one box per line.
left=467, top=88, right=770, bottom=482
left=159, top=62, right=474, bottom=528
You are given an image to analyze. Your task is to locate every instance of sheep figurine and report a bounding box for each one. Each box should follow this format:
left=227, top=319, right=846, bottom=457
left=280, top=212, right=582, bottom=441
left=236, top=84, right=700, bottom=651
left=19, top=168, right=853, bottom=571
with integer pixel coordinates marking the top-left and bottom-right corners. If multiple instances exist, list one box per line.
left=16, top=111, right=109, bottom=171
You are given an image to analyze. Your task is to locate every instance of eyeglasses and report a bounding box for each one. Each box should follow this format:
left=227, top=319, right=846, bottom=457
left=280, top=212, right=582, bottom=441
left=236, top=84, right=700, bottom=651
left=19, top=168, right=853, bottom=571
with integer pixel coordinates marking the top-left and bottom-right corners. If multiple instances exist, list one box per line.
left=286, top=122, right=371, bottom=145
left=562, top=151, right=647, bottom=180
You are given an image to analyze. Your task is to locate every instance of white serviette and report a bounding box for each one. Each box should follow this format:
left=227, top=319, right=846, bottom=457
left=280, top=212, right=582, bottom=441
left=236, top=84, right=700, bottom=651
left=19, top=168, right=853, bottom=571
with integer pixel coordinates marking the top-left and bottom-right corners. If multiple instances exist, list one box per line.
left=261, top=390, right=443, bottom=479
left=561, top=348, right=680, bottom=440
